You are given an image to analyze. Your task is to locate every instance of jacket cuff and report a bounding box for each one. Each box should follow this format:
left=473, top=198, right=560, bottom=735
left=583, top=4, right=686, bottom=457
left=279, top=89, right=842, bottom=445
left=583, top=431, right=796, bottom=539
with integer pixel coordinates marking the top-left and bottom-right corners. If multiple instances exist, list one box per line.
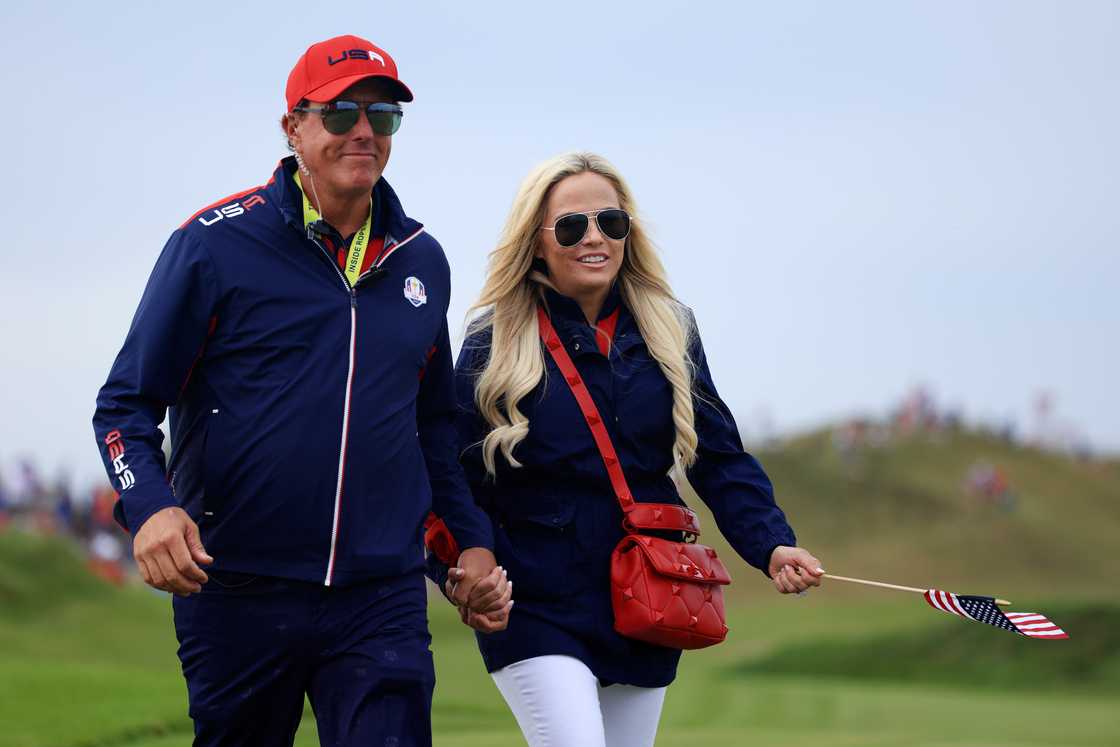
left=761, top=543, right=783, bottom=577
left=751, top=528, right=797, bottom=575
left=114, top=483, right=178, bottom=535
left=424, top=553, right=454, bottom=602
left=443, top=522, right=494, bottom=555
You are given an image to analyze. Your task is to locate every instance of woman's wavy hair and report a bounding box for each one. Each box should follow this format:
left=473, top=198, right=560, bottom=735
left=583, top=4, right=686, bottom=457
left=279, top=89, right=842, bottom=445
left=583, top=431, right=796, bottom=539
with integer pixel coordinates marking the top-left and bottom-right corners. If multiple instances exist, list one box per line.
left=466, top=152, right=698, bottom=479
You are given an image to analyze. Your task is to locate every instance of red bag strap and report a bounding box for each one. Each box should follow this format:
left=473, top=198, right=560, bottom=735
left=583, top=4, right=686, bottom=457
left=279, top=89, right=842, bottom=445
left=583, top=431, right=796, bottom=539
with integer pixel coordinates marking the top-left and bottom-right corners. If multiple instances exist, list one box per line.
left=537, top=306, right=635, bottom=511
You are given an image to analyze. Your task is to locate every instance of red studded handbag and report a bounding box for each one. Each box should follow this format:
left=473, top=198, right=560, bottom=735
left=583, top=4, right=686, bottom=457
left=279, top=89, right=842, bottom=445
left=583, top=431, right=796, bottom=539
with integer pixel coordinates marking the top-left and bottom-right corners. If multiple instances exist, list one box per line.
left=538, top=307, right=731, bottom=650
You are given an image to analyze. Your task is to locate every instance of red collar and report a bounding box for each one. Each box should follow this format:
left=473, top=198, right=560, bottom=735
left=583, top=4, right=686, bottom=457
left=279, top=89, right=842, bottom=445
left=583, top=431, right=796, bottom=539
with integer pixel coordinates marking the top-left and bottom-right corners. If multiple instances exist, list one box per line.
left=594, top=309, right=620, bottom=356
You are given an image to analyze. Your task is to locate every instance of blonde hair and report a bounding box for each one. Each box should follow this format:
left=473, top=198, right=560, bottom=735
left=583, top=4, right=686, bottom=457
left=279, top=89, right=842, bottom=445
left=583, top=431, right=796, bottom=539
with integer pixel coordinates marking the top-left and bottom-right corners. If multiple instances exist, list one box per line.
left=467, top=152, right=698, bottom=478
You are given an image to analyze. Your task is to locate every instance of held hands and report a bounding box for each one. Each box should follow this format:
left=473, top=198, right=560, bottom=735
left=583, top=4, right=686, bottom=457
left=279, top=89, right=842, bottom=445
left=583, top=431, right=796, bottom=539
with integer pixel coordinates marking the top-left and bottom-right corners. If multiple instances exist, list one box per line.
left=444, top=547, right=513, bottom=633
left=133, top=506, right=214, bottom=596
left=768, top=545, right=824, bottom=595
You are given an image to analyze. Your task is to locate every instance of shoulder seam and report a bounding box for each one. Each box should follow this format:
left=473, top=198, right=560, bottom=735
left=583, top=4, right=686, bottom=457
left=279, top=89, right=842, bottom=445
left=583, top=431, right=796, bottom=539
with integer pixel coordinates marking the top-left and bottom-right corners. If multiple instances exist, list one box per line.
left=179, top=180, right=272, bottom=229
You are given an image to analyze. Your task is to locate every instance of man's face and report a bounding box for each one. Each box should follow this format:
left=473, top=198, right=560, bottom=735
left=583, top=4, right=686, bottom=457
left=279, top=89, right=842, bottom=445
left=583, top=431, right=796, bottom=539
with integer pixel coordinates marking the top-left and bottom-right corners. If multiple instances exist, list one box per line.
left=287, top=79, right=396, bottom=198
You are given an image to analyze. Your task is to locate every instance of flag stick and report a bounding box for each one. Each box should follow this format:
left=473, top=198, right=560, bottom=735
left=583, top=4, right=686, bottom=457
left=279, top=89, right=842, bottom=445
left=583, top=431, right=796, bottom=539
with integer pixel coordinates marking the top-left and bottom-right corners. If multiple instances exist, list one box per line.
left=822, top=573, right=1011, bottom=606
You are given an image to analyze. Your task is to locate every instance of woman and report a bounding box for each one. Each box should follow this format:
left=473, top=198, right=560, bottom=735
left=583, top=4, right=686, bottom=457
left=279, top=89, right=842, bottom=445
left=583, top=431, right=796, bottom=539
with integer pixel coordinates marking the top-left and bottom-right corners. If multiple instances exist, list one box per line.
left=431, top=152, right=822, bottom=746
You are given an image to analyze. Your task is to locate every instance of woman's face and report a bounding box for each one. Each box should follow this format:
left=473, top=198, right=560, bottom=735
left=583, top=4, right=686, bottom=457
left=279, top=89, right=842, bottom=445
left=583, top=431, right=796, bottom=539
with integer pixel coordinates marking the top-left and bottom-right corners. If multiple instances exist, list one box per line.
left=536, top=172, right=625, bottom=305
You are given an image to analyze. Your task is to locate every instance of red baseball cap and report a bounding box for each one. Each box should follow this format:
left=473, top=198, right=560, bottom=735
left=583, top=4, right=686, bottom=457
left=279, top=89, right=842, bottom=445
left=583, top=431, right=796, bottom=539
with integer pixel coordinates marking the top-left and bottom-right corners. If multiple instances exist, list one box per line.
left=285, top=34, right=414, bottom=110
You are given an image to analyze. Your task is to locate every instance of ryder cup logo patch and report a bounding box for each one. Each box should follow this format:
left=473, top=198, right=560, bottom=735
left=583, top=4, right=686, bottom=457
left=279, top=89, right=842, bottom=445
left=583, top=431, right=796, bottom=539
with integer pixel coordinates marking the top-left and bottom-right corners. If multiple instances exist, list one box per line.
left=403, top=277, right=427, bottom=307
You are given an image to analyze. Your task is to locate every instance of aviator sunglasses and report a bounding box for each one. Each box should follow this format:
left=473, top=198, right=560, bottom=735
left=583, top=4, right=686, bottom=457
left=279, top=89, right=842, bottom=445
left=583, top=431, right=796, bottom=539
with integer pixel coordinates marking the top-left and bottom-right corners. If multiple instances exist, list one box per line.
left=293, top=100, right=403, bottom=136
left=541, top=208, right=632, bottom=247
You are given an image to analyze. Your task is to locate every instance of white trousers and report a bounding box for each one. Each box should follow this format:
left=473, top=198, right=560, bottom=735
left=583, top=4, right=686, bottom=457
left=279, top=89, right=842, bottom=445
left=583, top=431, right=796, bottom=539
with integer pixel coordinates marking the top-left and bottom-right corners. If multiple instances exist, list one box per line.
left=491, top=655, right=667, bottom=747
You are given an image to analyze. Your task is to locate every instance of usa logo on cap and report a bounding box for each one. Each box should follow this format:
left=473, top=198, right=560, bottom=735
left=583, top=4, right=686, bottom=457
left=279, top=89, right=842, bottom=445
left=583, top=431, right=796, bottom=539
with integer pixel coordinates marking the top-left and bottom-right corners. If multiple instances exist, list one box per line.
left=285, top=34, right=415, bottom=111
left=403, top=277, right=427, bottom=307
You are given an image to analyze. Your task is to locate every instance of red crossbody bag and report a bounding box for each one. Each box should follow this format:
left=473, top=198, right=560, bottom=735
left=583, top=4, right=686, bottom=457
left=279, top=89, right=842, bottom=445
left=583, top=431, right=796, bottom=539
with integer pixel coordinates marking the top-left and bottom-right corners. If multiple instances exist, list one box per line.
left=537, top=307, right=731, bottom=650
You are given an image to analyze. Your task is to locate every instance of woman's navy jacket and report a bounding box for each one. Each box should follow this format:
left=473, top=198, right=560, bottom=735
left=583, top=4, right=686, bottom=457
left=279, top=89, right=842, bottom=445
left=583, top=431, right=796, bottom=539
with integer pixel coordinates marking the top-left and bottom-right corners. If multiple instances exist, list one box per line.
left=93, top=156, right=492, bottom=587
left=432, top=286, right=796, bottom=687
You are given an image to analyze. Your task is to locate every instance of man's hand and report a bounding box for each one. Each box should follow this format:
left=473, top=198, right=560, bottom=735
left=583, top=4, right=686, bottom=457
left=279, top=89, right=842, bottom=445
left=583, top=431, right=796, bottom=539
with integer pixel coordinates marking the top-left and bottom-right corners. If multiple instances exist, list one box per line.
left=133, top=506, right=213, bottom=596
left=447, top=547, right=498, bottom=607
left=444, top=547, right=513, bottom=634
left=768, top=545, right=824, bottom=595
left=446, top=565, right=513, bottom=633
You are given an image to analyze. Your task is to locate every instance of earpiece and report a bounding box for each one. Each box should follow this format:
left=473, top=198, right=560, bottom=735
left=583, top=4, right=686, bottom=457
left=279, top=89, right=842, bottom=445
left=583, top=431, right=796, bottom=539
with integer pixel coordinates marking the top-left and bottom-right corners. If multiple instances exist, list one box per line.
left=293, top=146, right=327, bottom=228
left=294, top=148, right=310, bottom=175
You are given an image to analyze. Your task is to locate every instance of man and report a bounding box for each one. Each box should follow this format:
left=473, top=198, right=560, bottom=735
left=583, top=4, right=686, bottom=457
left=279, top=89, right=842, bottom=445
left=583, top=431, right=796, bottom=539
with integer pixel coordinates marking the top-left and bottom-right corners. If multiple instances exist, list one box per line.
left=93, top=34, right=510, bottom=746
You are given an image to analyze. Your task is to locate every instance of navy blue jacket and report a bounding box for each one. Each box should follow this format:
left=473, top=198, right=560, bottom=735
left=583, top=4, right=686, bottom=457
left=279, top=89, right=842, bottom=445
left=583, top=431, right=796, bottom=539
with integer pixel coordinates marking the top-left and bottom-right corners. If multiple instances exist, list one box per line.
left=93, top=157, right=493, bottom=587
left=433, top=286, right=796, bottom=687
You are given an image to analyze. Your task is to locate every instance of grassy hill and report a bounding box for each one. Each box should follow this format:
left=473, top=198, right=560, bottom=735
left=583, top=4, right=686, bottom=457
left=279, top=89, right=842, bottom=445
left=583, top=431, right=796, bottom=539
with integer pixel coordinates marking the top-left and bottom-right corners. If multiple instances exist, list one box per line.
left=685, top=428, right=1120, bottom=602
left=0, top=533, right=191, bottom=746
left=2, top=429, right=1118, bottom=746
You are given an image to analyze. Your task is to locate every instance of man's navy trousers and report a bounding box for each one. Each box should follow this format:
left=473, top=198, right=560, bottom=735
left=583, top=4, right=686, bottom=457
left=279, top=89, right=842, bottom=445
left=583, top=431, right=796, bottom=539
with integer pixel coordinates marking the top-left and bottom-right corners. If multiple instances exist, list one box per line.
left=172, top=569, right=434, bottom=746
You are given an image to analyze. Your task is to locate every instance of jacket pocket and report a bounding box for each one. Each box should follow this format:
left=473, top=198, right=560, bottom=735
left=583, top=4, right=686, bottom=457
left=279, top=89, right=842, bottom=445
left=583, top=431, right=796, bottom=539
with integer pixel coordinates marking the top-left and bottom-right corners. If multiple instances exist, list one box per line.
left=505, top=499, right=577, bottom=532
left=200, top=409, right=227, bottom=519
left=168, top=412, right=209, bottom=523
left=495, top=499, right=584, bottom=599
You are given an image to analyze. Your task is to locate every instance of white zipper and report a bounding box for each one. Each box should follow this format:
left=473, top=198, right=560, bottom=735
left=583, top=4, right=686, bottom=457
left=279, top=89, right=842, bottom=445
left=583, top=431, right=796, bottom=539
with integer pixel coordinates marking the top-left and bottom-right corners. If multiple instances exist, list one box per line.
left=310, top=225, right=425, bottom=586
left=305, top=228, right=354, bottom=587
left=324, top=298, right=357, bottom=586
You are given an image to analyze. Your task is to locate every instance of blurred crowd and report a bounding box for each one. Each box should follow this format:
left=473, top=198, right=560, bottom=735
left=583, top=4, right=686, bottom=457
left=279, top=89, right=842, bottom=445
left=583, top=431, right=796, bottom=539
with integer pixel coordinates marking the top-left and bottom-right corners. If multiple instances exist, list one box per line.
left=829, top=387, right=965, bottom=467
left=0, top=459, right=130, bottom=584
left=828, top=386, right=1100, bottom=510
left=832, top=386, right=1096, bottom=458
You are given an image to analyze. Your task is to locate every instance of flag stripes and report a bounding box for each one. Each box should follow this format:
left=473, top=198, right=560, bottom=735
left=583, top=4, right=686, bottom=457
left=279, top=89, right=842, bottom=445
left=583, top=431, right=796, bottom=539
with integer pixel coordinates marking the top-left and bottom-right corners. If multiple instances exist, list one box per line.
left=923, top=589, right=1068, bottom=640
left=1005, top=612, right=1068, bottom=638
left=925, top=589, right=968, bottom=617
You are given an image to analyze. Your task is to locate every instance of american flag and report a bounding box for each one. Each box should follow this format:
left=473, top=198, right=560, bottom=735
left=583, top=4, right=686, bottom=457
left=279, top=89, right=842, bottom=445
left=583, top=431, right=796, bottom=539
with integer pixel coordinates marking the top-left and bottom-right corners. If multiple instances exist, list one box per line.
left=924, top=589, right=1068, bottom=640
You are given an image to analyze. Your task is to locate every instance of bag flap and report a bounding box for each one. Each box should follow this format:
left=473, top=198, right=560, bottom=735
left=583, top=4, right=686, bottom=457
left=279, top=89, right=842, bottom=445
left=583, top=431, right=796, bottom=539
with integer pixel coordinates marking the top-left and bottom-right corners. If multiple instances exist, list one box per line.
left=628, top=536, right=731, bottom=585
left=624, top=503, right=701, bottom=534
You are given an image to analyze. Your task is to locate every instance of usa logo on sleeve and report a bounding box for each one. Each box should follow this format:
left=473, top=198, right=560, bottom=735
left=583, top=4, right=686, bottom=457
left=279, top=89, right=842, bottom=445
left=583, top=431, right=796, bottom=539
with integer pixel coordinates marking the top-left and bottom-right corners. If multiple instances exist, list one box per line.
left=403, top=277, right=427, bottom=307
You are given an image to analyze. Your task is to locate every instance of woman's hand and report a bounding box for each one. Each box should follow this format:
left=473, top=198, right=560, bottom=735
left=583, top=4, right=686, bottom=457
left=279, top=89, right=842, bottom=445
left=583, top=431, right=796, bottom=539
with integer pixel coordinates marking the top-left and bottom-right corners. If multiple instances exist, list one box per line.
left=446, top=564, right=514, bottom=633
left=767, top=545, right=824, bottom=594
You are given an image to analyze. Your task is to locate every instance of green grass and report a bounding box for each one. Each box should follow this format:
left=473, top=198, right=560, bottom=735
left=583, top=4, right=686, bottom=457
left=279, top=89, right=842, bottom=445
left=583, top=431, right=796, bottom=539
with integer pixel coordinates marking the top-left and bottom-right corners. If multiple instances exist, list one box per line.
left=738, top=600, right=1120, bottom=692
left=2, top=534, right=1115, bottom=747
left=3, top=430, right=1119, bottom=746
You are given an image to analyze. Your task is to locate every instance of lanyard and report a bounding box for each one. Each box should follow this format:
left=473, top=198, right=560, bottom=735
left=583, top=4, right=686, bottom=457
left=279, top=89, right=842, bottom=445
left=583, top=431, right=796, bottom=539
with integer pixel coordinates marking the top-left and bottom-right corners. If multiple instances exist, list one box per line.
left=294, top=172, right=373, bottom=287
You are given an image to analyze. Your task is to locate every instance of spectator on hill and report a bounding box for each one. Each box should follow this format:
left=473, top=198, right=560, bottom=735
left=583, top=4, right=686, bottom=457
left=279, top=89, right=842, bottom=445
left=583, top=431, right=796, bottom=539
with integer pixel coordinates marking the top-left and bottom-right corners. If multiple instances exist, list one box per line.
left=964, top=461, right=1017, bottom=511
left=9, top=459, right=43, bottom=513
left=53, top=472, right=73, bottom=533
left=0, top=470, right=9, bottom=531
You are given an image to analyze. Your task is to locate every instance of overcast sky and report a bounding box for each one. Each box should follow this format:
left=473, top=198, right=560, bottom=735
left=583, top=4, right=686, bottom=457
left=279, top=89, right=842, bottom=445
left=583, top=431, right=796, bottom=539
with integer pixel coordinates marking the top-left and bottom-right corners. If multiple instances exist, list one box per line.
left=1, top=0, right=1116, bottom=486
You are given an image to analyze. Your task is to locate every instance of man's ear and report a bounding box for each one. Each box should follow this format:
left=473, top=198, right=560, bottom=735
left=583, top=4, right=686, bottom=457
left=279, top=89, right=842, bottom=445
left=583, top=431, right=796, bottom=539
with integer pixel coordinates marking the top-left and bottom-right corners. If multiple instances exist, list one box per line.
left=281, top=113, right=300, bottom=150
